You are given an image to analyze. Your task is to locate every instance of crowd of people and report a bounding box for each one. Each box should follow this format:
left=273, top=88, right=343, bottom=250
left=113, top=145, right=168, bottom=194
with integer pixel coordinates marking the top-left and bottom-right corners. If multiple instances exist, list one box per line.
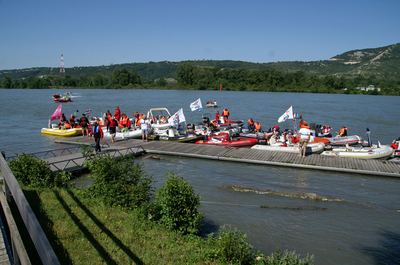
left=56, top=105, right=352, bottom=156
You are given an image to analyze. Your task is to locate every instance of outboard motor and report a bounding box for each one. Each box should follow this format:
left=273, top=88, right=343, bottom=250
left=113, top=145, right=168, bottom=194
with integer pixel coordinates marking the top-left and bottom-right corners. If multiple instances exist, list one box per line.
left=366, top=128, right=372, bottom=147
left=202, top=116, right=210, bottom=126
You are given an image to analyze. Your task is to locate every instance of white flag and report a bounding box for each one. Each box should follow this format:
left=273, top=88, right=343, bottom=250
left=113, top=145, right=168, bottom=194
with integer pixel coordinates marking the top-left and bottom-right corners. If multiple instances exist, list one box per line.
left=190, top=98, right=203, bottom=111
left=277, top=106, right=294, bottom=123
left=168, top=108, right=186, bottom=126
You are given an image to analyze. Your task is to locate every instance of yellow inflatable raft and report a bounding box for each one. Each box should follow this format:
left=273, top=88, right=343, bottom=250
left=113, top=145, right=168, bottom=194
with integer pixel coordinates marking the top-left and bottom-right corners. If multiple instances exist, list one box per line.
left=41, top=128, right=83, bottom=137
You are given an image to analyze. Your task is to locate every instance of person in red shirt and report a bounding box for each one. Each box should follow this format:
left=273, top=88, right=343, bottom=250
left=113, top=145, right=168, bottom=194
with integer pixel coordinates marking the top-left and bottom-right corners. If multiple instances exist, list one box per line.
left=114, top=106, right=121, bottom=121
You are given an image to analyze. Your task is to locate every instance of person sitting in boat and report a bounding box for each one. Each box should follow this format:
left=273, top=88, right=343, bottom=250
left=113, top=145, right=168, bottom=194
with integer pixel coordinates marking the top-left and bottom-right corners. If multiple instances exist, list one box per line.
left=318, top=125, right=332, bottom=137
left=201, top=127, right=209, bottom=141
left=133, top=112, right=140, bottom=127
left=62, top=121, right=72, bottom=130
left=119, top=113, right=131, bottom=129
left=61, top=113, right=67, bottom=123
left=69, top=115, right=76, bottom=128
left=255, top=121, right=262, bottom=133
left=338, top=126, right=348, bottom=137
left=80, top=113, right=89, bottom=136
left=215, top=111, right=220, bottom=124
left=202, top=116, right=210, bottom=127
left=247, top=118, right=255, bottom=132
left=160, top=115, right=168, bottom=124
left=222, top=108, right=230, bottom=123
left=209, top=120, right=218, bottom=132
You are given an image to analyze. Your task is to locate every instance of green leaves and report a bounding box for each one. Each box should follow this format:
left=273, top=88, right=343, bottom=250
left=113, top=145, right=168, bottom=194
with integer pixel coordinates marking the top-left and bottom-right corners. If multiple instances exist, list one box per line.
left=9, top=154, right=70, bottom=188
left=155, top=173, right=202, bottom=234
left=86, top=155, right=152, bottom=208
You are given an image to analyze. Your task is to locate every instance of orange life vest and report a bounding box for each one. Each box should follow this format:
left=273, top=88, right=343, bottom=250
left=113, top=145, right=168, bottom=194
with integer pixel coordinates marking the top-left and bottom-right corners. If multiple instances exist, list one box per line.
left=255, top=122, right=262, bottom=132
left=339, top=127, right=347, bottom=136
left=223, top=109, right=229, bottom=117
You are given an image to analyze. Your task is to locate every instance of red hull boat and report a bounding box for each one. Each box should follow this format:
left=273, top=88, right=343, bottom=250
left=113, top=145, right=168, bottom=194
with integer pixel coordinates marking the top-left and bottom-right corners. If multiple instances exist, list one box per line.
left=195, top=132, right=258, bottom=147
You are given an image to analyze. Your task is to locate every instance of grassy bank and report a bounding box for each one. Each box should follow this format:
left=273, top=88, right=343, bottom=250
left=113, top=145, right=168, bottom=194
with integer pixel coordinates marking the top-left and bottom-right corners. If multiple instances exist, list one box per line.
left=26, top=188, right=214, bottom=265
left=11, top=154, right=313, bottom=265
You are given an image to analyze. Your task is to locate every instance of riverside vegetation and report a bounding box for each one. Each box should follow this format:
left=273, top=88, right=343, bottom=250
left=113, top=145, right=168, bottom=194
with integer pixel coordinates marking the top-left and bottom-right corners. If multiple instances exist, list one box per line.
left=9, top=153, right=314, bottom=264
left=1, top=43, right=400, bottom=95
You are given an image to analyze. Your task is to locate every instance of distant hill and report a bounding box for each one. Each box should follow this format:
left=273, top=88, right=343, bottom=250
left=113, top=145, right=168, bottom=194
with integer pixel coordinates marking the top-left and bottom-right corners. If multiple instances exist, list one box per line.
left=260, top=43, right=400, bottom=77
left=1, top=43, right=399, bottom=81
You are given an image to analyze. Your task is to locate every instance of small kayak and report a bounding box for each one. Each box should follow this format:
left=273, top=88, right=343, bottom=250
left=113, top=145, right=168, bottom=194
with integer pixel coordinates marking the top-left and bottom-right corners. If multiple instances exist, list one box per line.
left=321, top=144, right=393, bottom=159
left=41, top=128, right=82, bottom=137
left=251, top=142, right=325, bottom=154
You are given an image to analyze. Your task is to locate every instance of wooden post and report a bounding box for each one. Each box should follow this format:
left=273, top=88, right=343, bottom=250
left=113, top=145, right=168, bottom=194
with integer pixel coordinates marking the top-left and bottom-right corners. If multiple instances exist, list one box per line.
left=0, top=155, right=60, bottom=265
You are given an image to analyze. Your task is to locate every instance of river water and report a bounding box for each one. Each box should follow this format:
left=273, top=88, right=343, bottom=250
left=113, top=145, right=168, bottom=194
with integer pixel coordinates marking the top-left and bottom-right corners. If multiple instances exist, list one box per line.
left=1, top=89, right=399, bottom=265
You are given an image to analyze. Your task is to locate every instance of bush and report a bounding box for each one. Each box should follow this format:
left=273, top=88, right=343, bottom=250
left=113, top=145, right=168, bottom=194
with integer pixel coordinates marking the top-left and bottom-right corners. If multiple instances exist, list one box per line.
left=260, top=250, right=314, bottom=265
left=86, top=155, right=152, bottom=208
left=9, top=154, right=70, bottom=188
left=208, top=226, right=255, bottom=264
left=155, top=173, right=202, bottom=234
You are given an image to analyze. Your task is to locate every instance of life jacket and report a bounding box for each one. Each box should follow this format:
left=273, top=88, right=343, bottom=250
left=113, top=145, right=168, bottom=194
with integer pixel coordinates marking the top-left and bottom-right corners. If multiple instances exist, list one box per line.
left=80, top=116, right=88, bottom=126
left=255, top=122, right=262, bottom=132
left=64, top=122, right=71, bottom=129
left=109, top=118, right=118, bottom=128
left=339, top=127, right=347, bottom=137
left=223, top=109, right=229, bottom=117
left=299, top=120, right=308, bottom=129
left=114, top=107, right=121, bottom=121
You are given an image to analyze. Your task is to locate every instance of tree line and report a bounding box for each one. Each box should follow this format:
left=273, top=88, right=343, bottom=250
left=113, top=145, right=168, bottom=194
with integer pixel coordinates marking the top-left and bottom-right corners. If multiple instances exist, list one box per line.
left=1, top=63, right=399, bottom=95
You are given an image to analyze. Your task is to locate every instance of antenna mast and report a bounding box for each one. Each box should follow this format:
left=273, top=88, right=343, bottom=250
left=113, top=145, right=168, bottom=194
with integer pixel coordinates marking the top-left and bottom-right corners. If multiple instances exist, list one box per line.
left=60, top=53, right=65, bottom=74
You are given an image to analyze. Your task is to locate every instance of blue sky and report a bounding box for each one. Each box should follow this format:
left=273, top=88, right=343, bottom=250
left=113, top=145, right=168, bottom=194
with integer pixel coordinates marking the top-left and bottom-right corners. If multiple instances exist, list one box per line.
left=0, top=0, right=399, bottom=70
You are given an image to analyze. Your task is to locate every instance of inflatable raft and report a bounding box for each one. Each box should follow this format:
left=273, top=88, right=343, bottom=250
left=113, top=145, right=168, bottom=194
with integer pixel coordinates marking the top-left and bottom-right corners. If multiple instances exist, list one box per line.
left=321, top=144, right=393, bottom=159
left=251, top=142, right=325, bottom=154
left=41, top=127, right=82, bottom=137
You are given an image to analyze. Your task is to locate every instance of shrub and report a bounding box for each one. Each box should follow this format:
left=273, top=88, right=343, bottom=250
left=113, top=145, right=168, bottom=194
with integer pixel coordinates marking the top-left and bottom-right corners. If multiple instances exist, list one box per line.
left=81, top=145, right=94, bottom=158
left=208, top=225, right=255, bottom=264
left=261, top=250, right=314, bottom=265
left=87, top=155, right=152, bottom=208
left=9, top=154, right=70, bottom=188
left=155, top=173, right=202, bottom=234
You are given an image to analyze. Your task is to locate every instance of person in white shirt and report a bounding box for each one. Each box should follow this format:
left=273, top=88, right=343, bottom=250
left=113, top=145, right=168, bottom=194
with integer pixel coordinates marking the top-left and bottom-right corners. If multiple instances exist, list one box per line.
left=298, top=125, right=311, bottom=157
left=140, top=117, right=150, bottom=141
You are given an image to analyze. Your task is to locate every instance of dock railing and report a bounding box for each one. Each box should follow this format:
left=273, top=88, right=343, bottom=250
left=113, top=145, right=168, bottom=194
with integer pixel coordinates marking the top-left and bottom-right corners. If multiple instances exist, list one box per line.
left=0, top=153, right=60, bottom=265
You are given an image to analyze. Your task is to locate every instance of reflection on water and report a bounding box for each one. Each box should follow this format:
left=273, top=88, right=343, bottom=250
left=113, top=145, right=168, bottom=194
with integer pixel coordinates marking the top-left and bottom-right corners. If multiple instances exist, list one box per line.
left=295, top=171, right=309, bottom=189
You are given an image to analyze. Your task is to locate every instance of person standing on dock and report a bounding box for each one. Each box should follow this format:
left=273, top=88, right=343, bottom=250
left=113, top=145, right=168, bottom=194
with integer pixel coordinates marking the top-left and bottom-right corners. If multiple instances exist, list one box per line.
left=140, top=117, right=150, bottom=141
left=298, top=123, right=311, bottom=157
left=91, top=119, right=104, bottom=153
left=109, top=116, right=118, bottom=143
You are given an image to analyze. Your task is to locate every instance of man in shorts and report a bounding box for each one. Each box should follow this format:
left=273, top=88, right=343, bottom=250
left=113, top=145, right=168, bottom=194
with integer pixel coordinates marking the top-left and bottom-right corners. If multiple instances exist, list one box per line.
left=140, top=117, right=150, bottom=141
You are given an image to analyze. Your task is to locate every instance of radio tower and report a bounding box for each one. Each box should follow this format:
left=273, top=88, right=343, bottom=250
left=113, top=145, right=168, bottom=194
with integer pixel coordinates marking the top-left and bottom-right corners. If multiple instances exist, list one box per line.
left=60, top=53, right=65, bottom=74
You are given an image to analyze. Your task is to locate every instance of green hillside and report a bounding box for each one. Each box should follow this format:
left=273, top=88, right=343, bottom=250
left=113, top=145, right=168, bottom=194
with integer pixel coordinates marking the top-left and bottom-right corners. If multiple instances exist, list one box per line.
left=1, top=43, right=399, bottom=94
